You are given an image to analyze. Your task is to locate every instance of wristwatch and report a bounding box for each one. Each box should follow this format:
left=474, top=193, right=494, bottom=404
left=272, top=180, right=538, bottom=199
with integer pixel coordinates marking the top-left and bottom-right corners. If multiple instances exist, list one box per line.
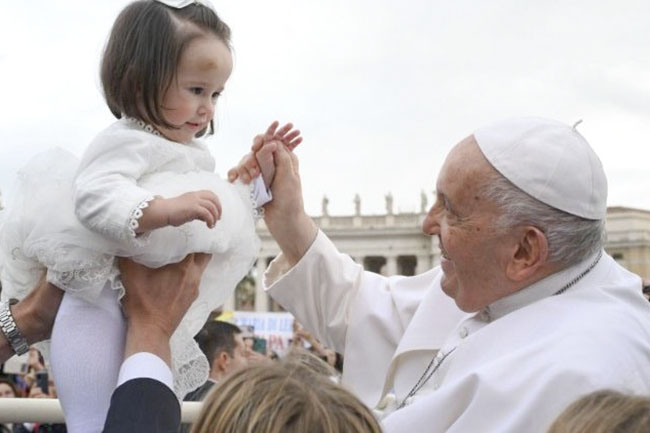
left=0, top=299, right=30, bottom=356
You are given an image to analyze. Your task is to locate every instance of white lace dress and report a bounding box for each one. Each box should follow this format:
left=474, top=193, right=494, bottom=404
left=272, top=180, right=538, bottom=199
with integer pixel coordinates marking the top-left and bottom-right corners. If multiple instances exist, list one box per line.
left=0, top=118, right=263, bottom=397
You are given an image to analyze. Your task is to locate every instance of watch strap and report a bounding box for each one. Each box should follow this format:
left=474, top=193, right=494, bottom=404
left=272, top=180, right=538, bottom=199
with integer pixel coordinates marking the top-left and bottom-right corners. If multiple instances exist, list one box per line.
left=0, top=299, right=30, bottom=356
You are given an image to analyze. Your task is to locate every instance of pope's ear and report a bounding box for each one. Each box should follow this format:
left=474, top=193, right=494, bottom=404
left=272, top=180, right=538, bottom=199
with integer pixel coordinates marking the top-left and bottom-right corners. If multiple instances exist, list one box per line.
left=506, top=226, right=549, bottom=281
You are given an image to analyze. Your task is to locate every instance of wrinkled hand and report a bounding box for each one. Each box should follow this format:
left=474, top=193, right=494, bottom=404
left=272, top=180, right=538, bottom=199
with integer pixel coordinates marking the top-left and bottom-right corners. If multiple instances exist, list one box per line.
left=263, top=144, right=318, bottom=265
left=163, top=190, right=222, bottom=229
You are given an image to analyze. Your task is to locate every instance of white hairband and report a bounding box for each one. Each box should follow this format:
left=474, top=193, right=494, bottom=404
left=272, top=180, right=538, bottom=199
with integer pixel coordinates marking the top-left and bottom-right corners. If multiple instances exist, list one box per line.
left=154, top=0, right=217, bottom=13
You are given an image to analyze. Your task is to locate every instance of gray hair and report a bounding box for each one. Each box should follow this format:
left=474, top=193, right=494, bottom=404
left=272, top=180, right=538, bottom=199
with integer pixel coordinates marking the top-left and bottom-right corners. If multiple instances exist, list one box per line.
left=481, top=171, right=605, bottom=267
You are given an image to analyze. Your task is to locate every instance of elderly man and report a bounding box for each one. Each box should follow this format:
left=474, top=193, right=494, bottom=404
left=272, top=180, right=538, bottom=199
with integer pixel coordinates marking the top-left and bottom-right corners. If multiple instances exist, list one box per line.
left=253, top=117, right=650, bottom=432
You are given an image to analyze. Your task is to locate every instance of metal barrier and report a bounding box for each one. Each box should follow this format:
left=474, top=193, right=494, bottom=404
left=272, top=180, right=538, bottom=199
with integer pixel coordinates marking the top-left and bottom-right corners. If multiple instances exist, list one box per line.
left=0, top=399, right=202, bottom=423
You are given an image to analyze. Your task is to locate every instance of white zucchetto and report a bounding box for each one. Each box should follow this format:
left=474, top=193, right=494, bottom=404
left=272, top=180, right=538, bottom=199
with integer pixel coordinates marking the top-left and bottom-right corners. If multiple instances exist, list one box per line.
left=474, top=117, right=607, bottom=220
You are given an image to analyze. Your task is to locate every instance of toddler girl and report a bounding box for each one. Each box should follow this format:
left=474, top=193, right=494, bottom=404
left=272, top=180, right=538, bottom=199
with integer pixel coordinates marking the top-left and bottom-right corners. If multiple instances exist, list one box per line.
left=0, top=0, right=298, bottom=431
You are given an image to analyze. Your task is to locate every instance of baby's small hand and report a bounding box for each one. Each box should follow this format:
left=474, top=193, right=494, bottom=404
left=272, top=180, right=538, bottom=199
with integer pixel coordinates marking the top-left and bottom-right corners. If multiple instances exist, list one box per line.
left=253, top=121, right=302, bottom=152
left=164, top=190, right=221, bottom=229
left=228, top=121, right=302, bottom=185
left=228, top=152, right=260, bottom=184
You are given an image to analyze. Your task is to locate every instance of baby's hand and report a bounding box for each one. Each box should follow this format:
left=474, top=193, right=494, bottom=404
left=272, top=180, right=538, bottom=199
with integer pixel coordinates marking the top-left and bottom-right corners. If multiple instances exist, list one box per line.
left=254, top=121, right=302, bottom=152
left=255, top=121, right=301, bottom=188
left=163, top=190, right=221, bottom=228
left=136, top=191, right=221, bottom=233
left=230, top=152, right=262, bottom=185
left=227, top=121, right=302, bottom=186
left=226, top=142, right=278, bottom=188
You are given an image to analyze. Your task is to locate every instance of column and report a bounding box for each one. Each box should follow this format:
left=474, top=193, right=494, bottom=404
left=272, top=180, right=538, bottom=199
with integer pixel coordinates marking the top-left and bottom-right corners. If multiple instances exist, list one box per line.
left=254, top=258, right=269, bottom=312
left=416, top=255, right=431, bottom=275
left=385, top=255, right=398, bottom=276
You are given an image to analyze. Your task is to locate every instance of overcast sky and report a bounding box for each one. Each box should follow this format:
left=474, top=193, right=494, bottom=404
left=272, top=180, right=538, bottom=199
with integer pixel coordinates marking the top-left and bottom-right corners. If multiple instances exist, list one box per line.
left=1, top=0, right=649, bottom=216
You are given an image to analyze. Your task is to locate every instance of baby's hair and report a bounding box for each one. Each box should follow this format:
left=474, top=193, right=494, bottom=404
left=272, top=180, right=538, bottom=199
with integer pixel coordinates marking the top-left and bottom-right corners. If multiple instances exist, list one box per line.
left=100, top=0, right=231, bottom=136
left=191, top=361, right=382, bottom=433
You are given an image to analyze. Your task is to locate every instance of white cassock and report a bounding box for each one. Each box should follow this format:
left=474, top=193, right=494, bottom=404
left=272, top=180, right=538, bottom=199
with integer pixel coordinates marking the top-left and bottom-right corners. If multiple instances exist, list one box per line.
left=265, top=231, right=650, bottom=433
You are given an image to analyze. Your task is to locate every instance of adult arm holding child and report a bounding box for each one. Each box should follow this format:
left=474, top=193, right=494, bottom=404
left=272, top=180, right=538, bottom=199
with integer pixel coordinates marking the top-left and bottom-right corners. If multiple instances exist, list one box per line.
left=0, top=276, right=63, bottom=363
left=102, top=253, right=211, bottom=433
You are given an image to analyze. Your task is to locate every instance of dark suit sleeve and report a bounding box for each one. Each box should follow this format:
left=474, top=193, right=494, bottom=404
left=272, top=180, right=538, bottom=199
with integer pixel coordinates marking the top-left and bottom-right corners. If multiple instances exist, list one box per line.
left=102, top=378, right=180, bottom=433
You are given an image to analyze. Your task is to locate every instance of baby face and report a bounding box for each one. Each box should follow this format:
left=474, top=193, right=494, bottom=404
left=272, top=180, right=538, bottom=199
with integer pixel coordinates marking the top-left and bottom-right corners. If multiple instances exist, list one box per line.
left=158, top=33, right=233, bottom=144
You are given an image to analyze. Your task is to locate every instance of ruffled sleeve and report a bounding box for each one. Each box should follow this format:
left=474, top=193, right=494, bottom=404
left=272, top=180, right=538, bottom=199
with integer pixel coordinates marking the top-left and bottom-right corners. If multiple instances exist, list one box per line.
left=73, top=123, right=156, bottom=246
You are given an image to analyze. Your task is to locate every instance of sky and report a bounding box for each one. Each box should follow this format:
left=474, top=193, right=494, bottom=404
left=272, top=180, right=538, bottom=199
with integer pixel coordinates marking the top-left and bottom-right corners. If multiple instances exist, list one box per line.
left=1, top=0, right=649, bottom=216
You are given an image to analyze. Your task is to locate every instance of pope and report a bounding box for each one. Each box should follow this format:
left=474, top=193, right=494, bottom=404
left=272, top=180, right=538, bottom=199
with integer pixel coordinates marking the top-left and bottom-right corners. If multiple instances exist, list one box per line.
left=246, top=117, right=650, bottom=433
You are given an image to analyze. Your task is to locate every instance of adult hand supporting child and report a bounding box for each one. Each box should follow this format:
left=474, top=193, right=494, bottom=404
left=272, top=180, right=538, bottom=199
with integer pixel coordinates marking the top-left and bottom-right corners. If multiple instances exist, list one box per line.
left=119, top=253, right=212, bottom=367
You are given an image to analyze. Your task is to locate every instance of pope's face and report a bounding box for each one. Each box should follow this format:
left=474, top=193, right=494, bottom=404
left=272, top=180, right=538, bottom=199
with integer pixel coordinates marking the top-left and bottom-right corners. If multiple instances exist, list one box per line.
left=422, top=136, right=515, bottom=312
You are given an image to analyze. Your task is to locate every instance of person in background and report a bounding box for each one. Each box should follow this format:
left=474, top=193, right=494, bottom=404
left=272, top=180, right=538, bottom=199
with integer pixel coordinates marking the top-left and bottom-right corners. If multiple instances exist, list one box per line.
left=0, top=380, right=20, bottom=433
left=185, top=320, right=249, bottom=402
left=0, top=379, right=20, bottom=398
left=292, top=321, right=342, bottom=374
left=190, top=359, right=382, bottom=433
left=547, top=390, right=650, bottom=433
left=0, top=376, right=66, bottom=433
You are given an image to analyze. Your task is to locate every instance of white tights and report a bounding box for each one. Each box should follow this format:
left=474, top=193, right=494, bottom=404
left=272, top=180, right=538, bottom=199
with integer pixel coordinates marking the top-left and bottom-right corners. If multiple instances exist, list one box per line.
left=50, top=285, right=126, bottom=433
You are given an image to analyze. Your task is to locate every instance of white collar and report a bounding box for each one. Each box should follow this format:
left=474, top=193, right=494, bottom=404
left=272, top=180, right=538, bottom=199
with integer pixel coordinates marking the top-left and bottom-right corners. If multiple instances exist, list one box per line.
left=481, top=250, right=603, bottom=322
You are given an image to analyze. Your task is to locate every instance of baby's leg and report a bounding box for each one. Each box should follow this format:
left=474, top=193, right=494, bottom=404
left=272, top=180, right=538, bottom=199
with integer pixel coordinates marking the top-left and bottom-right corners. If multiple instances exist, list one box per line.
left=50, top=284, right=126, bottom=433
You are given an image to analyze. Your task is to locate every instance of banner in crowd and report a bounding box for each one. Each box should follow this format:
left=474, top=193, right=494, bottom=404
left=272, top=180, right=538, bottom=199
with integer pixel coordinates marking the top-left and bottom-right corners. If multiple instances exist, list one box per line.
left=230, top=311, right=295, bottom=355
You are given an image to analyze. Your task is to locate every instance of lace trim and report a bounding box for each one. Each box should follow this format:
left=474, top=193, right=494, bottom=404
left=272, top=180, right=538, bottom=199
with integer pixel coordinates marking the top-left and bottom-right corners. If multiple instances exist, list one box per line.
left=170, top=327, right=210, bottom=399
left=249, top=184, right=265, bottom=220
left=45, top=252, right=115, bottom=299
left=125, top=117, right=161, bottom=137
left=128, top=196, right=155, bottom=239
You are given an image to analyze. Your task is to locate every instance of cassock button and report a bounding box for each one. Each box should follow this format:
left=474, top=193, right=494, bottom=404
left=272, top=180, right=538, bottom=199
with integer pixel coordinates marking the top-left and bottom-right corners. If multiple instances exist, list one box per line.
left=459, top=326, right=469, bottom=338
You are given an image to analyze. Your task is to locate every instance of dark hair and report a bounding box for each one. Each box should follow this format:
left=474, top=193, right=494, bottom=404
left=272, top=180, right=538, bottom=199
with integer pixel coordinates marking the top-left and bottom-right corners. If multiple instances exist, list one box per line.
left=0, top=378, right=21, bottom=398
left=100, top=0, right=231, bottom=136
left=194, top=320, right=242, bottom=367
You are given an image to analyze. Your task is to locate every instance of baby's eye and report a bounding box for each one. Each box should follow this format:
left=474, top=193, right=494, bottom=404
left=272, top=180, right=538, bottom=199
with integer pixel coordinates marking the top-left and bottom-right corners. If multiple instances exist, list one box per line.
left=190, top=87, right=204, bottom=95
left=211, top=91, right=221, bottom=100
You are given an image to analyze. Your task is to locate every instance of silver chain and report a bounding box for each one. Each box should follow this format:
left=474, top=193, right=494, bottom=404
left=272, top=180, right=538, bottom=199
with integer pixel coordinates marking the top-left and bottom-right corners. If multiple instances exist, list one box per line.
left=396, top=250, right=603, bottom=411
left=397, top=347, right=456, bottom=410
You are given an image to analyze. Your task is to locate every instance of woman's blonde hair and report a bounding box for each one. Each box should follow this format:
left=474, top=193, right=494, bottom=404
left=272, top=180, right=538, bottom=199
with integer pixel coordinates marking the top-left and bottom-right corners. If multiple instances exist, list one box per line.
left=548, top=390, right=650, bottom=433
left=191, top=361, right=382, bottom=433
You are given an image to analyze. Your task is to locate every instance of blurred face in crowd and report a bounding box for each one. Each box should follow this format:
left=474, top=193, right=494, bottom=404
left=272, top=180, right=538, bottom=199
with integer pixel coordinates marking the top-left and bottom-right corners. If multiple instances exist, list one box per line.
left=212, top=333, right=249, bottom=381
left=229, top=334, right=249, bottom=372
left=0, top=383, right=16, bottom=398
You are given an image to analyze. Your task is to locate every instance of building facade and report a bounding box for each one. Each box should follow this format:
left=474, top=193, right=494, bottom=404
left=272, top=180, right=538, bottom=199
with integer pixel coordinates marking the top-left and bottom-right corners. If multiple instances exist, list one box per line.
left=227, top=205, right=650, bottom=312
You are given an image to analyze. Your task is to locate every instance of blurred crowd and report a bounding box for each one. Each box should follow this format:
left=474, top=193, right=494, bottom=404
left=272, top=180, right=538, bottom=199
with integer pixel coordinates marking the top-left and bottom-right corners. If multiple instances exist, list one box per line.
left=0, top=348, right=66, bottom=432
left=0, top=313, right=341, bottom=433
